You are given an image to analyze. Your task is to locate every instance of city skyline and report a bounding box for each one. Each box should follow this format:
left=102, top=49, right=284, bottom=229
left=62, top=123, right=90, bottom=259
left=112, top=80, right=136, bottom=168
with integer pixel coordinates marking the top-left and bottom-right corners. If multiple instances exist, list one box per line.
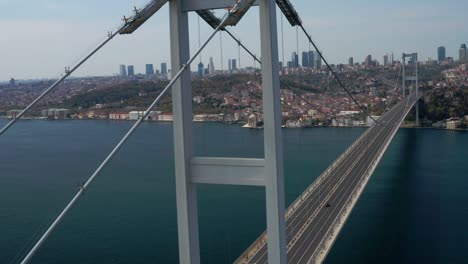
left=0, top=0, right=467, bottom=81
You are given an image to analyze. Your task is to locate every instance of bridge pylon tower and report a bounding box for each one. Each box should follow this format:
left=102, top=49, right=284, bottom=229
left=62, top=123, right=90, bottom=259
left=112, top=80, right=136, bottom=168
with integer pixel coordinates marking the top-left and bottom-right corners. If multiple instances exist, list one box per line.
left=402, top=52, right=419, bottom=126
left=171, top=1, right=286, bottom=263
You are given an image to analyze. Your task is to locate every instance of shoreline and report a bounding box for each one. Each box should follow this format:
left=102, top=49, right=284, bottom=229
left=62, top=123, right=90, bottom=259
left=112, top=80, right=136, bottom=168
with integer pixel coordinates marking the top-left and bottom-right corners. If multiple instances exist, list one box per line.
left=1, top=117, right=466, bottom=131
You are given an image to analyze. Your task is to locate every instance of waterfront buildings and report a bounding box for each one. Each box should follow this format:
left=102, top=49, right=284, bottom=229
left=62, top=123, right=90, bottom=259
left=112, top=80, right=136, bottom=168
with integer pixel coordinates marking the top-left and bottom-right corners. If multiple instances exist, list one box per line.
left=41, top=108, right=69, bottom=119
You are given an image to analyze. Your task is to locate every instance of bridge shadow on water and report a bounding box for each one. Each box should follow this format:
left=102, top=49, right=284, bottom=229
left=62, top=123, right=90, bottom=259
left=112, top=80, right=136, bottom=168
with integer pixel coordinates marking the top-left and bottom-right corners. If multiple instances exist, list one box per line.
left=325, top=128, right=443, bottom=264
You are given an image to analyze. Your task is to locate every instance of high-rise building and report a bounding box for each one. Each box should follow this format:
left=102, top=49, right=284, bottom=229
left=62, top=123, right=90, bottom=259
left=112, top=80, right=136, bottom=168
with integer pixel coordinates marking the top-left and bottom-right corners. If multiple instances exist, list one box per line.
left=198, top=62, right=204, bottom=77
left=119, top=64, right=127, bottom=76
left=145, top=64, right=154, bottom=75
left=302, top=51, right=309, bottom=67
left=348, top=57, right=354, bottom=67
left=161, top=63, right=168, bottom=75
left=209, top=57, right=215, bottom=75
left=228, top=59, right=232, bottom=71
left=459, top=44, right=467, bottom=61
left=364, top=55, right=372, bottom=66
left=291, top=52, right=299, bottom=68
left=127, top=65, right=135, bottom=76
left=9, top=78, right=15, bottom=86
left=314, top=51, right=321, bottom=69
left=308, top=51, right=315, bottom=67
left=231, top=59, right=237, bottom=70
left=383, top=54, right=389, bottom=66
left=438, top=46, right=446, bottom=62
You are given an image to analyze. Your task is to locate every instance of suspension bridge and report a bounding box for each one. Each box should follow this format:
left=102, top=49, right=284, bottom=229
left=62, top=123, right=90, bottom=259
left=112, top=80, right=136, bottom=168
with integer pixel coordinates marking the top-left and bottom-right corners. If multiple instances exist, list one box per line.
left=1, top=0, right=421, bottom=264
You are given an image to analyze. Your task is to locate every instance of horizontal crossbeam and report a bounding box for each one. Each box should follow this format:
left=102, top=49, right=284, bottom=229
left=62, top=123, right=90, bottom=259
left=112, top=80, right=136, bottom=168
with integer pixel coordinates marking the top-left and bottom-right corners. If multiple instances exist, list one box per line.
left=182, top=0, right=259, bottom=12
left=190, top=157, right=266, bottom=186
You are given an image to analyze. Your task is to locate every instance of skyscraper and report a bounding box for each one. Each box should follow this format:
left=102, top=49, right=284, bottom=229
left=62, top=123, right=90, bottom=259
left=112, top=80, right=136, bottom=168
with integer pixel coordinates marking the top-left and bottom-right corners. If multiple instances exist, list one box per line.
left=119, top=65, right=127, bottom=76
left=308, top=51, right=314, bottom=67
left=314, top=51, right=322, bottom=69
left=302, top=51, right=309, bottom=67
left=127, top=65, right=135, bottom=76
left=231, top=59, right=237, bottom=70
left=198, top=62, right=204, bottom=77
left=438, top=46, right=446, bottom=62
left=364, top=55, right=372, bottom=66
left=349, top=57, right=354, bottom=67
left=209, top=57, right=215, bottom=75
left=291, top=52, right=299, bottom=68
left=383, top=54, right=389, bottom=66
left=459, top=44, right=467, bottom=61
left=228, top=59, right=232, bottom=71
left=161, top=63, right=168, bottom=75
left=145, top=64, right=154, bottom=75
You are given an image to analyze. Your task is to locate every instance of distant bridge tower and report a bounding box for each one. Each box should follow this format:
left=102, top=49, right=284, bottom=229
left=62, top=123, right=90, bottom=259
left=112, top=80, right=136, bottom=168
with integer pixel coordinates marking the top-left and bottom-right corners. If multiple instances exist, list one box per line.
left=402, top=53, right=419, bottom=126
left=170, top=1, right=286, bottom=264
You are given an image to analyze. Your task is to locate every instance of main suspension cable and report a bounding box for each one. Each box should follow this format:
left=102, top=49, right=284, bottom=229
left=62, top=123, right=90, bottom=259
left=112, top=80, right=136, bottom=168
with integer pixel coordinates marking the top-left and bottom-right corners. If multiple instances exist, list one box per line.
left=18, top=9, right=233, bottom=264
left=0, top=26, right=126, bottom=138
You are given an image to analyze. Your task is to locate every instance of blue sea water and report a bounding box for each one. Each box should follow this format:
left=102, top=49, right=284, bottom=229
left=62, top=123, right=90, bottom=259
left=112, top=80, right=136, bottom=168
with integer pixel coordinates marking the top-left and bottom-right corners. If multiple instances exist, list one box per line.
left=0, top=120, right=466, bottom=264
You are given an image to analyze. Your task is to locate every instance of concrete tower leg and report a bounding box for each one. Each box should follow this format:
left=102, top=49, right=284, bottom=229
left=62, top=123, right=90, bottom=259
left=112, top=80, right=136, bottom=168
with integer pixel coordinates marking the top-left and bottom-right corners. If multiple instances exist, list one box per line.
left=169, top=1, right=200, bottom=264
left=259, top=0, right=287, bottom=263
left=415, top=54, right=419, bottom=126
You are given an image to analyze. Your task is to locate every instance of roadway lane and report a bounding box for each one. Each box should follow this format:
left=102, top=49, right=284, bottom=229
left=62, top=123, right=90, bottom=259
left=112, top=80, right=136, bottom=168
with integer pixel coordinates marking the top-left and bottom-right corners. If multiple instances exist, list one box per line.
left=237, top=94, right=419, bottom=264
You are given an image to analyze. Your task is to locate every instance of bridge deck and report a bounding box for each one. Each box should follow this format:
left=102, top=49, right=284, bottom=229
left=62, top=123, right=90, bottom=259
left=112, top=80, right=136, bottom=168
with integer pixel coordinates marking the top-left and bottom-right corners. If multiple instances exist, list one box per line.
left=235, top=93, right=420, bottom=264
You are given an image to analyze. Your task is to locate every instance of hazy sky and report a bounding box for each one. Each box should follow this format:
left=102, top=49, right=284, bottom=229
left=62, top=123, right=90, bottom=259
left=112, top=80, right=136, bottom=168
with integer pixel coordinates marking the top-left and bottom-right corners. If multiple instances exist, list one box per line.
left=0, top=0, right=467, bottom=81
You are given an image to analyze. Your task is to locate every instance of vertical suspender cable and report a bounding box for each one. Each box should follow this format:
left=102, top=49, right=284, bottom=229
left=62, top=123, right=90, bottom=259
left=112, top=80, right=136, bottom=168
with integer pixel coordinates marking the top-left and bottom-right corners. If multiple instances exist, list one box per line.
left=19, top=11, right=232, bottom=264
left=0, top=26, right=127, bottom=138
left=281, top=13, right=285, bottom=67
left=296, top=25, right=299, bottom=67
left=238, top=43, right=241, bottom=69
left=220, top=31, right=224, bottom=73
left=198, top=16, right=202, bottom=63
